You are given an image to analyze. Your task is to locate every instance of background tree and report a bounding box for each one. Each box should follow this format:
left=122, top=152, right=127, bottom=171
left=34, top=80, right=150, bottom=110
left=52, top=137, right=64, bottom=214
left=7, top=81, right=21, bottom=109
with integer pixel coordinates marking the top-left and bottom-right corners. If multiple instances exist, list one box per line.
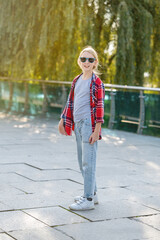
left=0, top=0, right=159, bottom=86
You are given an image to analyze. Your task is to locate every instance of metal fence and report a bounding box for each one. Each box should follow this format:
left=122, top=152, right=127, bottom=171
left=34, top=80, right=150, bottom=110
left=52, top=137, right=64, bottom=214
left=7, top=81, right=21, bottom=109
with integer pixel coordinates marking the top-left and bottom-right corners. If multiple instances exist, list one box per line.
left=104, top=83, right=160, bottom=134
left=0, top=77, right=160, bottom=136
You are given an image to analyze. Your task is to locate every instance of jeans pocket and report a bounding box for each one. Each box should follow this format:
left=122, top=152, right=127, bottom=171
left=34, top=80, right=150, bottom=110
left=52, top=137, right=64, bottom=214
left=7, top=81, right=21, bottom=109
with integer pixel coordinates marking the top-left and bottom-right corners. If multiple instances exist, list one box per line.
left=84, top=117, right=91, bottom=126
left=82, top=118, right=92, bottom=143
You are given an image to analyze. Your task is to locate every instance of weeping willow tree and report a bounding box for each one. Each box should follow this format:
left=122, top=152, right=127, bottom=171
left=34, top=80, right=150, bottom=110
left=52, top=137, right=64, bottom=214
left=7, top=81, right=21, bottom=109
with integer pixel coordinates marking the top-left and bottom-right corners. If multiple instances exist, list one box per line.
left=0, top=0, right=159, bottom=86
left=110, top=0, right=153, bottom=86
left=150, top=0, right=160, bottom=87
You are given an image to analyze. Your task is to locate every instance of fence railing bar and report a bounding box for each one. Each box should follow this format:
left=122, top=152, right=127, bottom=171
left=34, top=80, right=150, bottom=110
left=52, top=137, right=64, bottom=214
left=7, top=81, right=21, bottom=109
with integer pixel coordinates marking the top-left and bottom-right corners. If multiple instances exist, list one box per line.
left=0, top=77, right=71, bottom=85
left=104, top=84, right=160, bottom=92
left=0, top=77, right=160, bottom=92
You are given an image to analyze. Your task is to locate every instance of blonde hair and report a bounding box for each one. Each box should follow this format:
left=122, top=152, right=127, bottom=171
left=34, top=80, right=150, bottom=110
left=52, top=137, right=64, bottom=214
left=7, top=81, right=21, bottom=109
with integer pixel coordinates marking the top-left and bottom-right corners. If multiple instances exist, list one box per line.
left=77, top=46, right=101, bottom=76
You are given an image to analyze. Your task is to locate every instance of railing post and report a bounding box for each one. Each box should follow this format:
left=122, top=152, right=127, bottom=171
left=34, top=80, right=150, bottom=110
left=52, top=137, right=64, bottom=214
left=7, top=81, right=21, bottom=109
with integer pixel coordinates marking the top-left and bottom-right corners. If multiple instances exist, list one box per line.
left=137, top=90, right=146, bottom=134
left=108, top=90, right=117, bottom=129
left=61, top=85, right=67, bottom=112
left=24, top=82, right=29, bottom=114
left=42, top=82, right=48, bottom=113
left=7, top=80, right=13, bottom=112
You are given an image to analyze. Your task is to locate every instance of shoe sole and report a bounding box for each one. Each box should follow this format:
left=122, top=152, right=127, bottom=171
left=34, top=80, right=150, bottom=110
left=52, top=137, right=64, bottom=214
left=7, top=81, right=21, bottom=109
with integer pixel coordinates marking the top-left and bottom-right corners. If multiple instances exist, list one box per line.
left=75, top=199, right=99, bottom=205
left=69, top=206, right=95, bottom=211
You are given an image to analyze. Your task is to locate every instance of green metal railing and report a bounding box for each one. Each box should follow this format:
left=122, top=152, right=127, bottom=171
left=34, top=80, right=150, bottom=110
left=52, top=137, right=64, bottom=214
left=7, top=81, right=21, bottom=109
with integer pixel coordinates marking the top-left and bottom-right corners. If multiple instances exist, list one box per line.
left=104, top=83, right=160, bottom=134
left=0, top=77, right=160, bottom=136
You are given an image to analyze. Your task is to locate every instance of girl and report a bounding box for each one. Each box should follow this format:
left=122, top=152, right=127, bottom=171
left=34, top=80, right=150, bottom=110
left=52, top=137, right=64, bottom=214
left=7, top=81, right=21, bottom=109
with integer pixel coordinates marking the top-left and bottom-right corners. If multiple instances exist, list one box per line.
left=58, top=46, right=105, bottom=211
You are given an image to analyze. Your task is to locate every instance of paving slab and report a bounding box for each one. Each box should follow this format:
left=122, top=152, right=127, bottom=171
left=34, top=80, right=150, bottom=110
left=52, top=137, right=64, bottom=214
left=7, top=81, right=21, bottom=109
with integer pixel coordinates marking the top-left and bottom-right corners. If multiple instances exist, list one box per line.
left=0, top=163, right=82, bottom=183
left=133, top=214, right=160, bottom=231
left=0, top=163, right=38, bottom=174
left=0, top=173, right=32, bottom=184
left=0, top=211, right=46, bottom=232
left=126, top=183, right=160, bottom=198
left=0, top=147, right=78, bottom=170
left=8, top=227, right=72, bottom=240
left=96, top=174, right=144, bottom=188
left=63, top=199, right=159, bottom=222
left=9, top=179, right=83, bottom=195
left=0, top=191, right=72, bottom=210
left=22, top=158, right=78, bottom=170
left=0, top=202, right=12, bottom=212
left=11, top=168, right=83, bottom=183
left=96, top=186, right=147, bottom=202
left=23, top=206, right=88, bottom=226
left=0, top=183, right=30, bottom=196
left=0, top=233, right=14, bottom=240
left=56, top=218, right=160, bottom=240
left=134, top=195, right=160, bottom=212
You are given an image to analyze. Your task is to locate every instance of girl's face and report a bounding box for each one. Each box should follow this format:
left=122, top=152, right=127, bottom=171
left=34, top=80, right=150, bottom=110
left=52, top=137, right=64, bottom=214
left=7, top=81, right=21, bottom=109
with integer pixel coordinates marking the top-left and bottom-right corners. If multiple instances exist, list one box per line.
left=79, top=51, right=97, bottom=73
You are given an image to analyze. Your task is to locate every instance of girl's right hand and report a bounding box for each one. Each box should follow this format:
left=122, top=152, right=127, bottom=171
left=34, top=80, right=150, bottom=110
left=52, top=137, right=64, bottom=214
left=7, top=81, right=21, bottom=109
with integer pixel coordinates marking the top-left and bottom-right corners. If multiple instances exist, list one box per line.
left=58, top=119, right=67, bottom=135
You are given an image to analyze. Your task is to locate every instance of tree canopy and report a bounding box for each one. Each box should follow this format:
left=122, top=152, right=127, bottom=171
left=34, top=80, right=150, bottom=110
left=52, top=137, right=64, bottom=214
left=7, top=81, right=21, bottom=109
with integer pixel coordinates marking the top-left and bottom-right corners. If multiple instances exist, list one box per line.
left=0, top=0, right=159, bottom=87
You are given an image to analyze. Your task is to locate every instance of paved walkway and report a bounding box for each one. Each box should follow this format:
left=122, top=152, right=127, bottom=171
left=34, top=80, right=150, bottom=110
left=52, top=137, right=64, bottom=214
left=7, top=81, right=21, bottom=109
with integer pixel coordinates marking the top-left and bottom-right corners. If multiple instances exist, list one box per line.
left=0, top=112, right=160, bottom=240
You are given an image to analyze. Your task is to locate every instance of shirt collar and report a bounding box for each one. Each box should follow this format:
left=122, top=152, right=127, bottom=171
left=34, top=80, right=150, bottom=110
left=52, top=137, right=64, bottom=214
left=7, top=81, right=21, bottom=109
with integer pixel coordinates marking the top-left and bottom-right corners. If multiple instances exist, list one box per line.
left=73, top=72, right=97, bottom=85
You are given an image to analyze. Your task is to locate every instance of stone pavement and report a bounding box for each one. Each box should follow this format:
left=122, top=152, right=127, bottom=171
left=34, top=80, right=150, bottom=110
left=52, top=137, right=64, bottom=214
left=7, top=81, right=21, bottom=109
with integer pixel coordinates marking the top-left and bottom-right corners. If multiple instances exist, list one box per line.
left=0, top=112, right=160, bottom=240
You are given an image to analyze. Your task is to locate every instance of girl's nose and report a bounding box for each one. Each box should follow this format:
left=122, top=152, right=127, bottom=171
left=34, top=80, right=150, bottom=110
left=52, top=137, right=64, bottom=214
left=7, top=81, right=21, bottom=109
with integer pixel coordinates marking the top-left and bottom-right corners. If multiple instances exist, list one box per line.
left=86, top=59, right=90, bottom=63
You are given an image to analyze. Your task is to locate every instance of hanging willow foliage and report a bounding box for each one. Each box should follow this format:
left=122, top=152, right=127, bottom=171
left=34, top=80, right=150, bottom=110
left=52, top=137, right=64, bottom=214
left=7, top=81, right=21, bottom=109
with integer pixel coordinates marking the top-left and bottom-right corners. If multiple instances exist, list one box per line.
left=114, top=0, right=153, bottom=85
left=150, top=0, right=160, bottom=87
left=115, top=1, right=135, bottom=85
left=0, top=0, right=159, bottom=86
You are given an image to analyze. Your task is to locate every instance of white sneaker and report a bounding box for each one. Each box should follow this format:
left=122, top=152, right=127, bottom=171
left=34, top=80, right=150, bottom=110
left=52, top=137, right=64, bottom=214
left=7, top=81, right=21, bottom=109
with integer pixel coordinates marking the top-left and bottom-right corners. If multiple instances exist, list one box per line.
left=69, top=197, right=95, bottom=211
left=74, top=194, right=99, bottom=204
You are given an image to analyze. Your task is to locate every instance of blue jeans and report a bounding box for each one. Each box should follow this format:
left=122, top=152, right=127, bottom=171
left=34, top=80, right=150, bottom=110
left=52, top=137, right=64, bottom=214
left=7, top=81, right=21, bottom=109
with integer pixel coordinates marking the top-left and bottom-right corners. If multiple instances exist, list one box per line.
left=74, top=117, right=98, bottom=199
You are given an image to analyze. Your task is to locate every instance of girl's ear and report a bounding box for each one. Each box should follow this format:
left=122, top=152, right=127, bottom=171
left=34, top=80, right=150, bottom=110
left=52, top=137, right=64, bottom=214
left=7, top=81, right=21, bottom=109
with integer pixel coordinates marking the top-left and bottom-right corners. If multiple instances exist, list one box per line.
left=77, top=58, right=81, bottom=68
left=93, top=59, right=98, bottom=69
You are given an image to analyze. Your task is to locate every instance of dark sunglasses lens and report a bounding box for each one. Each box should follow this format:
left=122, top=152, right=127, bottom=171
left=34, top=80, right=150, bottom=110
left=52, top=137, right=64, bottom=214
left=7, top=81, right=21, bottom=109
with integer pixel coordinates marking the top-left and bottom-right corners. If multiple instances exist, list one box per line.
left=80, top=57, right=86, bottom=62
left=89, top=58, right=95, bottom=63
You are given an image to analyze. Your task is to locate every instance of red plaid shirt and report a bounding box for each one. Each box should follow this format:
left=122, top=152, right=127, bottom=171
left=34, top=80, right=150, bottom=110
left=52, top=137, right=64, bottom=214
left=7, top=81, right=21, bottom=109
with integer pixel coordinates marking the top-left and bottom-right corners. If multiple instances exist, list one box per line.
left=61, top=73, right=105, bottom=140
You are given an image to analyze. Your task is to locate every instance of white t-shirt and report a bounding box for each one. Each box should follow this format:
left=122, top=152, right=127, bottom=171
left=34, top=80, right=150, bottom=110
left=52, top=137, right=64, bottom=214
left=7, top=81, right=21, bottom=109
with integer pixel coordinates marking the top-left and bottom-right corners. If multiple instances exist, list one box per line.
left=73, top=74, right=92, bottom=123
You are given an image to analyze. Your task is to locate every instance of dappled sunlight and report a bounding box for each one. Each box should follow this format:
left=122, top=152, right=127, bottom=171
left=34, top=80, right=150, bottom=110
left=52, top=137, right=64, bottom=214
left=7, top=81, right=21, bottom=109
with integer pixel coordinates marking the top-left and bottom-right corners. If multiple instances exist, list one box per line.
left=23, top=212, right=44, bottom=227
left=14, top=123, right=31, bottom=128
left=48, top=133, right=57, bottom=143
left=102, top=135, right=126, bottom=145
left=0, top=113, right=30, bottom=123
left=127, top=145, right=138, bottom=150
left=25, top=211, right=52, bottom=224
left=11, top=115, right=30, bottom=123
left=15, top=117, right=29, bottom=123
left=41, top=124, right=47, bottom=128
left=0, top=112, right=9, bottom=119
left=27, top=125, right=47, bottom=136
left=10, top=117, right=58, bottom=142
left=22, top=206, right=84, bottom=228
left=146, top=161, right=160, bottom=171
left=0, top=112, right=31, bottom=125
left=0, top=211, right=45, bottom=232
left=34, top=128, right=41, bottom=134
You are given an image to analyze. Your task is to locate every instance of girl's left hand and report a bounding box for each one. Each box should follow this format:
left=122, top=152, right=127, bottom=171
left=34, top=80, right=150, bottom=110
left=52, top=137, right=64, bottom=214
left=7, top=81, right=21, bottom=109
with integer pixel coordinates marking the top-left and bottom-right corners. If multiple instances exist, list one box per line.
left=89, top=132, right=99, bottom=144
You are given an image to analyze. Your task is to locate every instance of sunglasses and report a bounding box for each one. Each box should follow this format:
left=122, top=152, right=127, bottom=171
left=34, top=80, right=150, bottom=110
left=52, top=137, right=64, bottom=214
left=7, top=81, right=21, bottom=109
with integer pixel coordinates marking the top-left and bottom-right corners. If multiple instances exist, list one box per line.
left=80, top=57, right=96, bottom=63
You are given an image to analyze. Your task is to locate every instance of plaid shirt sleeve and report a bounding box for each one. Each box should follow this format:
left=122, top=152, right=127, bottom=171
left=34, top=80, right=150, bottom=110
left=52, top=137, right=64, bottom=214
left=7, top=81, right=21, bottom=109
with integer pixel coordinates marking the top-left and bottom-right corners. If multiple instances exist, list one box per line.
left=60, top=80, right=74, bottom=120
left=60, top=93, right=70, bottom=120
left=60, top=74, right=82, bottom=136
left=95, top=81, right=105, bottom=123
left=60, top=83, right=75, bottom=136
